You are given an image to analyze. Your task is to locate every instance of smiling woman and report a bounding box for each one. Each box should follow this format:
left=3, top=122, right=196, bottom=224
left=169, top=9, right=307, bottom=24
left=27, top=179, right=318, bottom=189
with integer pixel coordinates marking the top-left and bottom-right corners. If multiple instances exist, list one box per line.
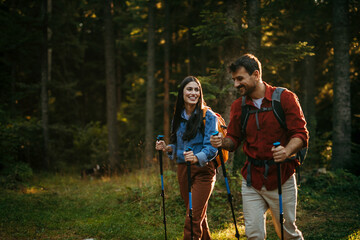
left=155, top=76, right=219, bottom=239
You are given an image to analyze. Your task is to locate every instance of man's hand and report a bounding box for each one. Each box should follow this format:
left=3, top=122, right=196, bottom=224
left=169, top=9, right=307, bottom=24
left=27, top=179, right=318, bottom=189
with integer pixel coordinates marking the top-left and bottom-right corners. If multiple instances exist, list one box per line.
left=272, top=138, right=303, bottom=162
left=271, top=144, right=288, bottom=163
left=210, top=132, right=223, bottom=148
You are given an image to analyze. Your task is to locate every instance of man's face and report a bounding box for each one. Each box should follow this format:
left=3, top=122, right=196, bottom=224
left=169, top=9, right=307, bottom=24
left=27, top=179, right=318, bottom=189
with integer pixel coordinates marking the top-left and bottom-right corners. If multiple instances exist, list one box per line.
left=232, top=66, right=258, bottom=97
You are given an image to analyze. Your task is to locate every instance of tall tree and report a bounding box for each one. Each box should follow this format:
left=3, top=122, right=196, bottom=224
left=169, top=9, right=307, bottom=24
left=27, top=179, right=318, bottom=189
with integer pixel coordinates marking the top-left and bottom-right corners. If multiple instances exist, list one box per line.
left=303, top=51, right=316, bottom=148
left=247, top=0, right=260, bottom=54
left=41, top=0, right=51, bottom=169
left=163, top=0, right=171, bottom=168
left=104, top=0, right=121, bottom=172
left=332, top=0, right=351, bottom=169
left=221, top=0, right=242, bottom=124
left=145, top=0, right=156, bottom=166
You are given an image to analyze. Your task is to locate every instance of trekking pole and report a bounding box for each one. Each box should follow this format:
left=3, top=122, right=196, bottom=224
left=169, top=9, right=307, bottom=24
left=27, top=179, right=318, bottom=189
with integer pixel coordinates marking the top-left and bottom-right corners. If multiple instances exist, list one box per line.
left=157, top=135, right=167, bottom=240
left=212, top=131, right=240, bottom=240
left=273, top=142, right=284, bottom=240
left=185, top=147, right=194, bottom=240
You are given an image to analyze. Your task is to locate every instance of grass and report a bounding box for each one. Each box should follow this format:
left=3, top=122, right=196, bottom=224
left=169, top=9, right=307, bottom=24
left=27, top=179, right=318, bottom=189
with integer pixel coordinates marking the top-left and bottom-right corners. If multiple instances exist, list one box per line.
left=0, top=168, right=359, bottom=239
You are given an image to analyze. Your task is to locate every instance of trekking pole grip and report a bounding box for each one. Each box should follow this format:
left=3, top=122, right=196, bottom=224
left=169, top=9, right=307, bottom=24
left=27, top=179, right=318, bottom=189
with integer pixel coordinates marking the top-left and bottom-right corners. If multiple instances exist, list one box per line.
left=157, top=135, right=165, bottom=175
left=273, top=142, right=282, bottom=194
left=211, top=131, right=226, bottom=175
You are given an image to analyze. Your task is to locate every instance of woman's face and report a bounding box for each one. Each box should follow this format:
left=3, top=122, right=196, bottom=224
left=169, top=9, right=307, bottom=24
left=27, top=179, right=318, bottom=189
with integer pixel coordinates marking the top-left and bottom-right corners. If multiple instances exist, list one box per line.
left=183, top=81, right=200, bottom=106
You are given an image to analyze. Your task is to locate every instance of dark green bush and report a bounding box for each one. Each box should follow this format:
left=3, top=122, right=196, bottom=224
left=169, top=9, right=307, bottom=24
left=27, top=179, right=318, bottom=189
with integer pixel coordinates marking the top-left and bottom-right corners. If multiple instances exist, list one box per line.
left=0, top=161, right=33, bottom=189
left=0, top=118, right=40, bottom=188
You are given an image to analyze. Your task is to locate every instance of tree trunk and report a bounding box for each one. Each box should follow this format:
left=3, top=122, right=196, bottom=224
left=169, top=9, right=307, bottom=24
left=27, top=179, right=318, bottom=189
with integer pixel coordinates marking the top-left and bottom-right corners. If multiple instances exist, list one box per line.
left=41, top=0, right=51, bottom=169
left=247, top=0, right=260, bottom=54
left=116, top=32, right=122, bottom=112
left=290, top=62, right=295, bottom=91
left=303, top=51, right=316, bottom=158
left=221, top=0, right=242, bottom=173
left=201, top=45, right=207, bottom=75
left=163, top=0, right=172, bottom=169
left=332, top=0, right=351, bottom=169
left=186, top=30, right=191, bottom=76
left=145, top=0, right=156, bottom=166
left=104, top=0, right=121, bottom=172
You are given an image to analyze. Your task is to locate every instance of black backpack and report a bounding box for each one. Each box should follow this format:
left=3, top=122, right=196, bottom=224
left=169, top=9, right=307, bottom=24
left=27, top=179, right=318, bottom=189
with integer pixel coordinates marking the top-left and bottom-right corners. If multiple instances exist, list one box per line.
left=240, top=87, right=308, bottom=182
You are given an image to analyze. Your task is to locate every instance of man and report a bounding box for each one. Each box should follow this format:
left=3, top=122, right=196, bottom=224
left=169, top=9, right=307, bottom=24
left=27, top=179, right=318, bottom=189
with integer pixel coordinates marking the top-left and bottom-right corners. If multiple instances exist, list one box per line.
left=210, top=54, right=308, bottom=239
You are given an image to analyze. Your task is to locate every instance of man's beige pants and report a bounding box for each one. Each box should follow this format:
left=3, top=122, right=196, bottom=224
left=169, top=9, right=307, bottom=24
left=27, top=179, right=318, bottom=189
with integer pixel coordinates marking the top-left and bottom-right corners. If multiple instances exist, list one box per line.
left=242, top=174, right=303, bottom=240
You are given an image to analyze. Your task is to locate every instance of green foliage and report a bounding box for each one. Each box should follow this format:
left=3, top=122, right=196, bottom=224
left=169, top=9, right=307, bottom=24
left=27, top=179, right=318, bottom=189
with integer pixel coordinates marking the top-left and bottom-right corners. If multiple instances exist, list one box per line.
left=198, top=75, right=230, bottom=102
left=297, top=170, right=360, bottom=239
left=302, top=169, right=360, bottom=195
left=0, top=118, right=40, bottom=188
left=72, top=122, right=109, bottom=169
left=193, top=10, right=243, bottom=47
left=0, top=169, right=359, bottom=239
left=260, top=42, right=314, bottom=65
left=0, top=0, right=359, bottom=174
left=0, top=161, right=33, bottom=189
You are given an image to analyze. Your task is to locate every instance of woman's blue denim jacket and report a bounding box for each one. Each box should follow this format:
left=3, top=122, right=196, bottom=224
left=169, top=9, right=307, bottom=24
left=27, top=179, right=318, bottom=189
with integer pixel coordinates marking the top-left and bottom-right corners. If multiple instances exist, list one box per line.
left=168, top=109, right=218, bottom=167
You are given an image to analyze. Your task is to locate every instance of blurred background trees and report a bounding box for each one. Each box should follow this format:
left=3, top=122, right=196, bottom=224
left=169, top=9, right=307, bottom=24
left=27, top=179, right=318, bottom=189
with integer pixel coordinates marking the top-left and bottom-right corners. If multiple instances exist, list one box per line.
left=0, top=0, right=359, bottom=184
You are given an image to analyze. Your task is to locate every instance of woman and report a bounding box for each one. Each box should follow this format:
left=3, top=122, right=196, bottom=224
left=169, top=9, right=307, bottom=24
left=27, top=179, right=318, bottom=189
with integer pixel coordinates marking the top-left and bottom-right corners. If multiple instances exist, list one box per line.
left=156, top=76, right=218, bottom=240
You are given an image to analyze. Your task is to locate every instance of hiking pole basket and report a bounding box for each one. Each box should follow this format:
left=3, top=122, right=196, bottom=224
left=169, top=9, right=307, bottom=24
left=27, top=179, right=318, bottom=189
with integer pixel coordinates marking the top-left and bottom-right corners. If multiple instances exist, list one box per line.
left=186, top=147, right=194, bottom=240
left=274, top=142, right=284, bottom=240
left=212, top=131, right=240, bottom=240
left=157, top=135, right=167, bottom=240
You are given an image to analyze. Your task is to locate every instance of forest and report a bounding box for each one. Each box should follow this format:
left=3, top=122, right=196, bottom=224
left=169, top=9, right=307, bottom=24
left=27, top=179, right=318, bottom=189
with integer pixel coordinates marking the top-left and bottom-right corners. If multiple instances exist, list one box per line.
left=0, top=0, right=360, bottom=239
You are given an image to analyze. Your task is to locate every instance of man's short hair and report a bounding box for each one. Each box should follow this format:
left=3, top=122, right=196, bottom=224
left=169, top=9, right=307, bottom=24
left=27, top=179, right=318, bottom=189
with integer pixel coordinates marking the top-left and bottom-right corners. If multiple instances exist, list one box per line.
left=229, top=54, right=262, bottom=78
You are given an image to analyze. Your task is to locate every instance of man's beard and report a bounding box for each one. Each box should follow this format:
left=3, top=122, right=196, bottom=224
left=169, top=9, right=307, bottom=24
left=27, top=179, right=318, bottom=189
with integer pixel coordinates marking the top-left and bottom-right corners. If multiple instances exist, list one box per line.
left=237, top=84, right=256, bottom=97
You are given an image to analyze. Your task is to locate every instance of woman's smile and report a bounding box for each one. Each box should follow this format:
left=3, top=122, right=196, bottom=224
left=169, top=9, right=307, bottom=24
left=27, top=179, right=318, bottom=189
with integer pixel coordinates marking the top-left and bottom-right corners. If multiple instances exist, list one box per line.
left=183, top=82, right=200, bottom=105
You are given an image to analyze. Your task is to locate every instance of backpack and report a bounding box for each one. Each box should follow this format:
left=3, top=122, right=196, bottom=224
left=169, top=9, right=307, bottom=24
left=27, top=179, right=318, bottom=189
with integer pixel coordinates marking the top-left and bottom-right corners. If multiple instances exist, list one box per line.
left=240, top=88, right=308, bottom=180
left=203, top=107, right=229, bottom=167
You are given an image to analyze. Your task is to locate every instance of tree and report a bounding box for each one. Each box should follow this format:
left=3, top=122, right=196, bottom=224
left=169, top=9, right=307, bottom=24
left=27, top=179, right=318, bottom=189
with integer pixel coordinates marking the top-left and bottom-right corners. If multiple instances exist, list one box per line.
left=145, top=0, right=156, bottom=166
left=104, top=0, right=121, bottom=172
left=163, top=0, right=171, bottom=169
left=247, top=0, right=260, bottom=54
left=332, top=0, right=351, bottom=169
left=41, top=0, right=51, bottom=169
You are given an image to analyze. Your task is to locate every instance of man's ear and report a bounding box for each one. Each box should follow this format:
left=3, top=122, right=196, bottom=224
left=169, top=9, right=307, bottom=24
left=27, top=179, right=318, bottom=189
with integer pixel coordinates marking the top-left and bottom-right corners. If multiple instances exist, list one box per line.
left=253, top=70, right=260, bottom=80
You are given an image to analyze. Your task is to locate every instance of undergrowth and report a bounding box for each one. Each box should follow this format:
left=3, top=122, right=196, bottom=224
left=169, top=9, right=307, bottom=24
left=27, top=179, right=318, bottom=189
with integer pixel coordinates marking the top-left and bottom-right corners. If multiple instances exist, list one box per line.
left=0, top=168, right=359, bottom=239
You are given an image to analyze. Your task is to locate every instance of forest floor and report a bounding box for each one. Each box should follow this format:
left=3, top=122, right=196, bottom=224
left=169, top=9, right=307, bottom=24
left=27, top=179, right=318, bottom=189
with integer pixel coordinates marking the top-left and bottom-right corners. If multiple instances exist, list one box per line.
left=0, top=167, right=359, bottom=240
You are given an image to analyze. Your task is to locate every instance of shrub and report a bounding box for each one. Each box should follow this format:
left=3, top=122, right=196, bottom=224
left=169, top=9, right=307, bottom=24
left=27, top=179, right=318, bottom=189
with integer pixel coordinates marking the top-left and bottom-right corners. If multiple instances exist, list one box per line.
left=0, top=161, right=33, bottom=189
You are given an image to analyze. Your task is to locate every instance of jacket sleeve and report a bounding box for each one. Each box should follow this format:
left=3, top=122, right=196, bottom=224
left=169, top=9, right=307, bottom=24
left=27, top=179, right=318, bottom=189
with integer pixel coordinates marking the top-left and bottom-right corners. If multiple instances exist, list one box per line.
left=195, top=110, right=218, bottom=167
left=225, top=98, right=243, bottom=151
left=167, top=144, right=176, bottom=160
left=282, top=90, right=309, bottom=147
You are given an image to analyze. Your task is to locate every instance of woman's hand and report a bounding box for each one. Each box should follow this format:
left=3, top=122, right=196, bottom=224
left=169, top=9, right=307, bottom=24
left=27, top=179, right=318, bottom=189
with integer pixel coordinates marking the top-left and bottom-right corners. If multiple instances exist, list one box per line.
left=183, top=150, right=199, bottom=164
left=155, top=140, right=173, bottom=152
left=155, top=140, right=166, bottom=151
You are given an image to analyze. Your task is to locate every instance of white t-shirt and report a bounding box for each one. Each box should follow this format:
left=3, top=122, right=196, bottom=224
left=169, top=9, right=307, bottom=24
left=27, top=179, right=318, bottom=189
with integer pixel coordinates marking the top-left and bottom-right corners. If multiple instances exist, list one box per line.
left=252, top=97, right=264, bottom=109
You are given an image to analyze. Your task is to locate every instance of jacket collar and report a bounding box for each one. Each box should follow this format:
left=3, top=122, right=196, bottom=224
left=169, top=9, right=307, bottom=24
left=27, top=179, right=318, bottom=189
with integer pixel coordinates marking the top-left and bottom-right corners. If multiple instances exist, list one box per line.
left=244, top=81, right=273, bottom=105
